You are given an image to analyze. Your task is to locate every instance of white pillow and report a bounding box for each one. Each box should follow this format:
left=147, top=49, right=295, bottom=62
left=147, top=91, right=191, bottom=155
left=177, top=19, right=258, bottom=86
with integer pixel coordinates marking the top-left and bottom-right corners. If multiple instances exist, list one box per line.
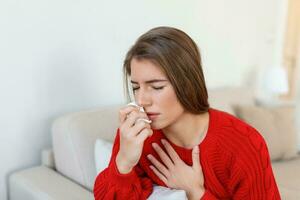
left=94, top=139, right=113, bottom=173
left=148, top=185, right=187, bottom=200
left=94, top=138, right=187, bottom=200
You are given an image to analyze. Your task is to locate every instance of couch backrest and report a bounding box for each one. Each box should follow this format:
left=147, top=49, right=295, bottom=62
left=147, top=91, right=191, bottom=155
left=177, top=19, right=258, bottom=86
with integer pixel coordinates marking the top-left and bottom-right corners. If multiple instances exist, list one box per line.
left=52, top=105, right=122, bottom=191
left=208, top=87, right=255, bottom=114
left=51, top=87, right=255, bottom=191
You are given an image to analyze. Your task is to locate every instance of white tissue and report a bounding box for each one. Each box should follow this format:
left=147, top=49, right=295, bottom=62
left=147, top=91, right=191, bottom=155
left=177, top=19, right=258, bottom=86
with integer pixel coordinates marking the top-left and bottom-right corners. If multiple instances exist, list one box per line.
left=136, top=118, right=152, bottom=124
left=127, top=102, right=145, bottom=112
left=127, top=102, right=152, bottom=124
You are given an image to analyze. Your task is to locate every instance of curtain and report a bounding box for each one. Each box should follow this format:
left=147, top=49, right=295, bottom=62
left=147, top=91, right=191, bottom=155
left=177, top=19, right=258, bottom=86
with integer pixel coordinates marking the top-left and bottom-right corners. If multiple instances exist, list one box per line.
left=281, top=0, right=300, bottom=100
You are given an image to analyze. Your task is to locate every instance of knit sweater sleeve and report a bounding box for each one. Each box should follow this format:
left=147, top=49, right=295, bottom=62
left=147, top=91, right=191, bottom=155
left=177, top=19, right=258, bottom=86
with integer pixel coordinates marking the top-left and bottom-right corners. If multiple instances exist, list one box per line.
left=93, top=129, right=153, bottom=200
left=226, top=128, right=281, bottom=199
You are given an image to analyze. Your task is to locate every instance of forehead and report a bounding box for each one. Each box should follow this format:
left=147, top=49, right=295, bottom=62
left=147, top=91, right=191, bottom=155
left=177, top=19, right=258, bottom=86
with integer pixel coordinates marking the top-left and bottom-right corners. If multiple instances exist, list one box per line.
left=130, top=58, right=167, bottom=83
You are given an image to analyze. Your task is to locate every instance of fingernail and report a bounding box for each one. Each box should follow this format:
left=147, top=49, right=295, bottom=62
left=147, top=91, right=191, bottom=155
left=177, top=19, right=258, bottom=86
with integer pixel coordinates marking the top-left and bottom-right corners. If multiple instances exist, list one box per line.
left=152, top=143, right=157, bottom=148
left=147, top=154, right=151, bottom=159
left=161, top=139, right=166, bottom=144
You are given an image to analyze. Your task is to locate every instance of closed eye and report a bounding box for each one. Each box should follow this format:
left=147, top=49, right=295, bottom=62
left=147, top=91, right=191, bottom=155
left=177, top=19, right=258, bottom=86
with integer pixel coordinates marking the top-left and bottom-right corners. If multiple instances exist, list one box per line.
left=132, top=86, right=165, bottom=91
left=152, top=86, right=164, bottom=90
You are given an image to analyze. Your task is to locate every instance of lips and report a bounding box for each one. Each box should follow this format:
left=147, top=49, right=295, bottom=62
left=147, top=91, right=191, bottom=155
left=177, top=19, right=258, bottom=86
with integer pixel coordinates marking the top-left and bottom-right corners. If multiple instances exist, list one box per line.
left=146, top=112, right=160, bottom=120
left=146, top=112, right=160, bottom=115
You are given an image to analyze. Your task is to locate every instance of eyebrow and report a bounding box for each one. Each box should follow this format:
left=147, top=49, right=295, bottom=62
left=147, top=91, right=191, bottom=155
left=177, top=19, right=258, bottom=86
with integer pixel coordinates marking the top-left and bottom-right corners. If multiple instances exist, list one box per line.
left=131, top=79, right=168, bottom=84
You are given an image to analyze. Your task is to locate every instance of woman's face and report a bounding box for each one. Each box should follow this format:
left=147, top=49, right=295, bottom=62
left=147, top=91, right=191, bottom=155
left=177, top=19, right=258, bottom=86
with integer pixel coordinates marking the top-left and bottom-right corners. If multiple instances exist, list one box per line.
left=130, top=58, right=185, bottom=130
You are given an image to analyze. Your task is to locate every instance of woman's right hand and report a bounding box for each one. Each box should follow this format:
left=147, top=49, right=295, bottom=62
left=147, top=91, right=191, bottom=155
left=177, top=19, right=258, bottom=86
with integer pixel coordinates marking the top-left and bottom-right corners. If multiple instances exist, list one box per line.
left=116, top=105, right=153, bottom=174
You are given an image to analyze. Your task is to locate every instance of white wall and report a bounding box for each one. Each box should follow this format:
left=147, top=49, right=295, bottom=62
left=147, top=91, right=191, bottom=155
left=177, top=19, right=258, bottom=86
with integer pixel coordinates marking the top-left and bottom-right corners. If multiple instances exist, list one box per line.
left=0, top=0, right=288, bottom=199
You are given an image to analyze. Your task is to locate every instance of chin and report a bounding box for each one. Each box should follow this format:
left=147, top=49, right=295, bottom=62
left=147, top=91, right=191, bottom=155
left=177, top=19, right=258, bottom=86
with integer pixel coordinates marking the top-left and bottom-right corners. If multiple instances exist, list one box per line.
left=150, top=123, right=160, bottom=130
left=150, top=120, right=169, bottom=130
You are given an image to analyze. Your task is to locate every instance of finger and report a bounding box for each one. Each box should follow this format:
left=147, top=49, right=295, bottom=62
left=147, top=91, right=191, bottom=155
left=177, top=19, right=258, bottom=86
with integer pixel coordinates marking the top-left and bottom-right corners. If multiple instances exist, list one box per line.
left=123, top=110, right=145, bottom=129
left=119, top=106, right=139, bottom=124
left=128, top=117, right=151, bottom=137
left=147, top=154, right=170, bottom=177
left=136, top=128, right=153, bottom=142
left=192, top=145, right=201, bottom=171
left=149, top=165, right=168, bottom=185
left=161, top=139, right=181, bottom=164
left=127, top=109, right=150, bottom=126
left=152, top=143, right=174, bottom=169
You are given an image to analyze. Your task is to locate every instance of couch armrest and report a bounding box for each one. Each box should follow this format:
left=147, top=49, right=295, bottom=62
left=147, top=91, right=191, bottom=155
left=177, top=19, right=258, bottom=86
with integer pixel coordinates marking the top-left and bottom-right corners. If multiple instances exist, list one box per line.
left=9, top=166, right=93, bottom=200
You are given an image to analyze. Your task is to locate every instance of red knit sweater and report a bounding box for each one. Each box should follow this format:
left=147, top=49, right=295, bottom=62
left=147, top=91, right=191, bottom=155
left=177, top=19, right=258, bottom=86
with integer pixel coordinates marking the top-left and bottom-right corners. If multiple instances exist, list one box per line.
left=94, top=108, right=281, bottom=199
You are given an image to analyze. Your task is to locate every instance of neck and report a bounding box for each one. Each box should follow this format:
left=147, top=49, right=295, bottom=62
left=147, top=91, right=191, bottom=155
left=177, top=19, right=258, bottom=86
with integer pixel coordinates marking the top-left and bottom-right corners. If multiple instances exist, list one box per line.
left=162, top=110, right=209, bottom=149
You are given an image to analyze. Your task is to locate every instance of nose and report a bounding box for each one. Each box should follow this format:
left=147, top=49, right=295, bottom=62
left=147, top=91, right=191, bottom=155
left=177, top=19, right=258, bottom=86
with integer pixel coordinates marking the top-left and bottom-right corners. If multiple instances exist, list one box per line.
left=135, top=88, right=151, bottom=108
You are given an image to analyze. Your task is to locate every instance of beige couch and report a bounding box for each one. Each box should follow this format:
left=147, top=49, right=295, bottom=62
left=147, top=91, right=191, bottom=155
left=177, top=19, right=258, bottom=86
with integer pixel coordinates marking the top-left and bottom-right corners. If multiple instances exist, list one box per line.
left=8, top=88, right=300, bottom=199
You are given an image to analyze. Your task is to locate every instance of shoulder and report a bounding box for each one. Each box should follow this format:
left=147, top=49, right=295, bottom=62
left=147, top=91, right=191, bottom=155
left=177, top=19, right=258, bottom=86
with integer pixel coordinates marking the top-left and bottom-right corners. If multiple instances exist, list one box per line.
left=211, top=108, right=251, bottom=129
left=211, top=108, right=258, bottom=135
left=210, top=108, right=267, bottom=154
left=210, top=109, right=271, bottom=174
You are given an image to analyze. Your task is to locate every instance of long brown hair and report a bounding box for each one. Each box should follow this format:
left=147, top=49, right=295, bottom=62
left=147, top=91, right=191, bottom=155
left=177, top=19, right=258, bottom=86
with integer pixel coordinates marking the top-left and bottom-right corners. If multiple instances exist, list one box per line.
left=123, top=26, right=209, bottom=114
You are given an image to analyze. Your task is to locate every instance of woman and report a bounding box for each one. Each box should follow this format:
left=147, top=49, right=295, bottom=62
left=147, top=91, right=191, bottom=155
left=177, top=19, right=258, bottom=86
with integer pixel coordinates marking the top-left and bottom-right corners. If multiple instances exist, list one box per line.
left=93, top=26, right=280, bottom=199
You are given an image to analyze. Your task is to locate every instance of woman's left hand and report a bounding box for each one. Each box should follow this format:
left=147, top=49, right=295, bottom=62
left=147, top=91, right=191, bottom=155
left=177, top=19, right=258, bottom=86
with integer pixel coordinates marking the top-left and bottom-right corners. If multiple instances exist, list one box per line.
left=147, top=139, right=205, bottom=199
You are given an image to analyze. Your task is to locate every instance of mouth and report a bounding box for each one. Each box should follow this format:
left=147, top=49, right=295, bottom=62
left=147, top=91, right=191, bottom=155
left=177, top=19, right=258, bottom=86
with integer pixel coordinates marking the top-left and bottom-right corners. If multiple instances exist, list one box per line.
left=146, top=112, right=160, bottom=120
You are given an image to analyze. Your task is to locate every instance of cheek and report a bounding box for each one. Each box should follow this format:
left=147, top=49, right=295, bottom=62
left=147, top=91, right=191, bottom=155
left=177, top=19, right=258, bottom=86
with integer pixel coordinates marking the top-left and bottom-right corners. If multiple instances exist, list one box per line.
left=155, top=89, right=173, bottom=106
left=150, top=89, right=184, bottom=129
left=157, top=88, right=184, bottom=116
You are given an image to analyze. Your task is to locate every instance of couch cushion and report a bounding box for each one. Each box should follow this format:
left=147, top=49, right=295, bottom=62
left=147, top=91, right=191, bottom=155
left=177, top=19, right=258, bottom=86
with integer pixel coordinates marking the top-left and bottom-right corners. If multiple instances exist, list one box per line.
left=234, top=105, right=298, bottom=161
left=9, top=166, right=93, bottom=200
left=52, top=105, right=122, bottom=191
left=272, top=155, right=300, bottom=199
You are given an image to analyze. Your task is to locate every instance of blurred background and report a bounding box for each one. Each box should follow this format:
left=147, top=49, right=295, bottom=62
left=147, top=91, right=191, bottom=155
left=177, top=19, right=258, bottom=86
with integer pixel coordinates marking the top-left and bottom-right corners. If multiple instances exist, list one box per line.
left=0, top=0, right=299, bottom=199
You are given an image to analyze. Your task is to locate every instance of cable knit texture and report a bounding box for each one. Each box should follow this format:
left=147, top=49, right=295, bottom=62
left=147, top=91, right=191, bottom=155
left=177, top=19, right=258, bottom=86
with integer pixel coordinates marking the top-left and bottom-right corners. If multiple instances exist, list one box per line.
left=94, top=108, right=281, bottom=199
